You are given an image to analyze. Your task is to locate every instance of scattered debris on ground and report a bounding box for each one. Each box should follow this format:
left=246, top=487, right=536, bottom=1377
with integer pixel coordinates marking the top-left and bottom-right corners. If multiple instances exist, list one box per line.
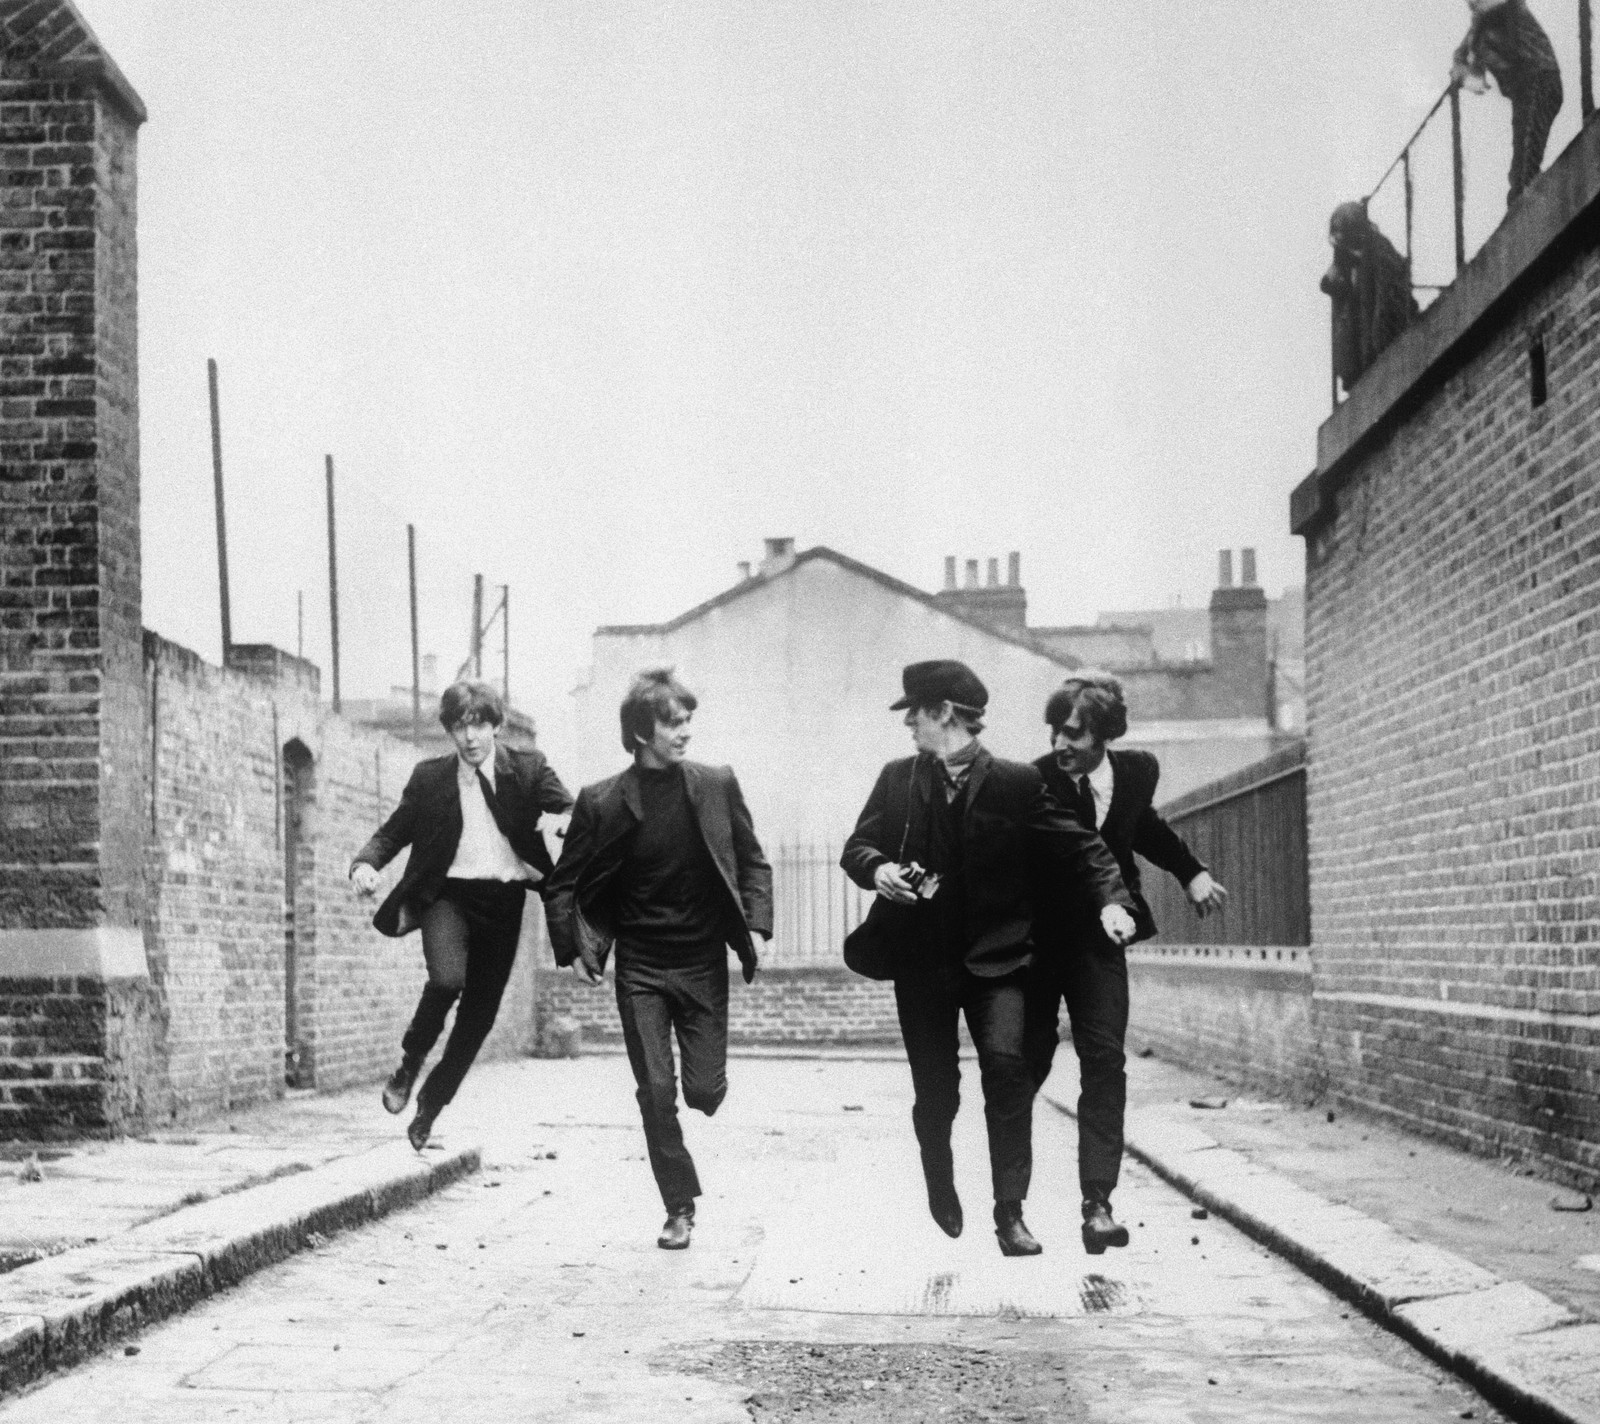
left=676, top=1340, right=1087, bottom=1422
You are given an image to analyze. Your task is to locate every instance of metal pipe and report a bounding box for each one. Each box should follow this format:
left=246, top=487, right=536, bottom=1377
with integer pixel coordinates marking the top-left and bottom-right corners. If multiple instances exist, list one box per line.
left=471, top=574, right=484, bottom=679
left=207, top=359, right=232, bottom=657
left=408, top=524, right=421, bottom=746
left=1450, top=84, right=1466, bottom=273
left=326, top=455, right=341, bottom=713
left=1402, top=149, right=1414, bottom=274
left=1582, top=0, right=1595, bottom=119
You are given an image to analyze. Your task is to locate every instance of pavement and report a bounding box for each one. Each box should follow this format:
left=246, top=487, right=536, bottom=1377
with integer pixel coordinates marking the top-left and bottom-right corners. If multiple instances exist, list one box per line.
left=0, top=1044, right=1592, bottom=1420
left=1038, top=1052, right=1600, bottom=1424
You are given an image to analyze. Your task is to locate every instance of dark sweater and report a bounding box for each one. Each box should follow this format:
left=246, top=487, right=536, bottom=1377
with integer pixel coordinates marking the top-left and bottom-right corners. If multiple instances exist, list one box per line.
left=610, top=764, right=730, bottom=952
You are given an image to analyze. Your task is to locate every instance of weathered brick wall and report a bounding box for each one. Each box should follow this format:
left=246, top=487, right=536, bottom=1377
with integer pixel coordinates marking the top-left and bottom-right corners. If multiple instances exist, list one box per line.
left=1303, top=214, right=1600, bottom=1182
left=537, top=963, right=902, bottom=1050
left=0, top=59, right=144, bottom=930
left=1126, top=946, right=1315, bottom=1100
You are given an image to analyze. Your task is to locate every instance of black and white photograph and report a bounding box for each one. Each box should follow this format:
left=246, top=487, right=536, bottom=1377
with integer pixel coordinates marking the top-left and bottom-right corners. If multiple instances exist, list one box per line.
left=0, top=1, right=1598, bottom=1418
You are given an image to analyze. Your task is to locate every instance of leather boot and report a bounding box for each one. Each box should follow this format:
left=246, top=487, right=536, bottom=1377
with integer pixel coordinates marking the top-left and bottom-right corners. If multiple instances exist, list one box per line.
left=657, top=1202, right=695, bottom=1250
left=926, top=1179, right=963, bottom=1238
left=407, top=1101, right=439, bottom=1152
left=1081, top=1194, right=1130, bottom=1255
left=994, top=1200, right=1042, bottom=1257
left=382, top=1056, right=422, bottom=1115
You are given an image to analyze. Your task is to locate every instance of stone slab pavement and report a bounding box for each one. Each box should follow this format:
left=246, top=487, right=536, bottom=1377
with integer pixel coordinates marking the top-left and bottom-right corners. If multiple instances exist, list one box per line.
left=1040, top=1048, right=1600, bottom=1424
left=0, top=1041, right=1591, bottom=1419
left=0, top=1052, right=1505, bottom=1422
left=0, top=1085, right=479, bottom=1391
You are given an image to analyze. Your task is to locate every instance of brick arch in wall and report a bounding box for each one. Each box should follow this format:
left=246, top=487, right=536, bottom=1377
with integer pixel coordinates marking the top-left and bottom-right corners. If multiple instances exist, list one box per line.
left=282, top=738, right=316, bottom=1089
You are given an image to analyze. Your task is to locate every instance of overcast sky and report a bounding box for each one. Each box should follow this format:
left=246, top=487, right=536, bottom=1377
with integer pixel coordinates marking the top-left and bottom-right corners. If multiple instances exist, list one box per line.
left=89, top=0, right=1589, bottom=758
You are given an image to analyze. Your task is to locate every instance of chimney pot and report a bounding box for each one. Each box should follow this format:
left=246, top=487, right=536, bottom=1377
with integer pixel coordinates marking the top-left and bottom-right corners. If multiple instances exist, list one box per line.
left=965, top=559, right=979, bottom=590
left=1241, top=548, right=1258, bottom=586
left=986, top=557, right=999, bottom=588
left=737, top=561, right=752, bottom=581
left=943, top=556, right=957, bottom=591
left=1008, top=552, right=1021, bottom=587
left=1218, top=550, right=1234, bottom=589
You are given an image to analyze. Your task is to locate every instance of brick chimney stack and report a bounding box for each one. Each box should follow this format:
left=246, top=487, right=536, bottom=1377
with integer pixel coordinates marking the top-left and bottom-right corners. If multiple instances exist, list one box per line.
left=934, top=552, right=1028, bottom=633
left=1209, top=548, right=1269, bottom=718
left=758, top=537, right=797, bottom=578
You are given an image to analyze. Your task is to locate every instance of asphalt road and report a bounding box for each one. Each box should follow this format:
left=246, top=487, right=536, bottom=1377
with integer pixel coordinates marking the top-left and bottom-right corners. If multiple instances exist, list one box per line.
left=0, top=1055, right=1506, bottom=1423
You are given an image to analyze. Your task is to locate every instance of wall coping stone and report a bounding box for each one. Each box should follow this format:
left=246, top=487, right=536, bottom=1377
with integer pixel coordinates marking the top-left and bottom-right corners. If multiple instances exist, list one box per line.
left=0, top=928, right=148, bottom=980
left=1291, top=115, right=1600, bottom=536
left=0, top=0, right=147, bottom=125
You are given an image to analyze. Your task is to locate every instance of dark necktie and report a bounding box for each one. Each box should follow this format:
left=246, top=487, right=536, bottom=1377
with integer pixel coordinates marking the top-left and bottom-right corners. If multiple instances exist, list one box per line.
left=475, top=769, right=513, bottom=839
left=1074, top=776, right=1096, bottom=827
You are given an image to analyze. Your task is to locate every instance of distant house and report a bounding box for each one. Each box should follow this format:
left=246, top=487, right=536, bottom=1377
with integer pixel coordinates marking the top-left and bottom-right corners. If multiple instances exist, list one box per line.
left=570, top=540, right=1294, bottom=843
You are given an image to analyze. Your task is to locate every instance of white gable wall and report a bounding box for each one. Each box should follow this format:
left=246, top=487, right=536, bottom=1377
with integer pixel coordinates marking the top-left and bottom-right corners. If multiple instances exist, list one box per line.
left=569, top=557, right=1075, bottom=846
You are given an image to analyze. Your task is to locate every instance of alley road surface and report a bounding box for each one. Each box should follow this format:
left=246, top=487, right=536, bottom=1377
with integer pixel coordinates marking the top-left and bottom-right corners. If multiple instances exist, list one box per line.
left=1, top=1055, right=1502, bottom=1423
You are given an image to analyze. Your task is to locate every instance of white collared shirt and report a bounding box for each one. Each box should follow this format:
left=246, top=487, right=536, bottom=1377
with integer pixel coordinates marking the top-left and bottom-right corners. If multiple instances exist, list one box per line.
left=1082, top=756, right=1115, bottom=830
left=447, top=754, right=540, bottom=882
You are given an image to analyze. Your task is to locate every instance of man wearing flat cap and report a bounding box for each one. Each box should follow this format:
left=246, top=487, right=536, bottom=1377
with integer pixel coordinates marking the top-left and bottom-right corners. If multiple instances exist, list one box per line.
left=841, top=660, right=1137, bottom=1256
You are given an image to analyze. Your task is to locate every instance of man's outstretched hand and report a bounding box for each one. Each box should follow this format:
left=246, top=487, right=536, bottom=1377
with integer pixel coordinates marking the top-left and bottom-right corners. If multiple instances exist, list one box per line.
left=1100, top=903, right=1137, bottom=946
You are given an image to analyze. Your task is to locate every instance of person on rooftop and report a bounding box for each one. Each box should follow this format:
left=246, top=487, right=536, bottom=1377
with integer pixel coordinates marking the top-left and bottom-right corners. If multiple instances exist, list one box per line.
left=1451, top=0, right=1564, bottom=206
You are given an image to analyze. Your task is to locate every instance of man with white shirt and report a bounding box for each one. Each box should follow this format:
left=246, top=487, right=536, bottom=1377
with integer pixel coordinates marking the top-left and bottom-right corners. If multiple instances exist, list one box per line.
left=1025, top=673, right=1226, bottom=1254
left=351, top=681, right=572, bottom=1150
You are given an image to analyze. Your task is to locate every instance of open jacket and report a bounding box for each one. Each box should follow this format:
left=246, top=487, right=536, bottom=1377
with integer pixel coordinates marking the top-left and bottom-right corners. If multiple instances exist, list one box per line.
left=1033, top=747, right=1205, bottom=947
left=543, top=761, right=774, bottom=979
left=350, top=744, right=574, bottom=937
left=840, top=746, right=1132, bottom=980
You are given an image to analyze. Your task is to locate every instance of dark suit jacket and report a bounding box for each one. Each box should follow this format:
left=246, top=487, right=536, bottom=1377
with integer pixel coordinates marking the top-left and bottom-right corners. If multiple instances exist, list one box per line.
left=543, top=760, right=774, bottom=978
left=351, top=745, right=574, bottom=937
left=840, top=747, right=1132, bottom=980
left=1033, top=747, right=1205, bottom=946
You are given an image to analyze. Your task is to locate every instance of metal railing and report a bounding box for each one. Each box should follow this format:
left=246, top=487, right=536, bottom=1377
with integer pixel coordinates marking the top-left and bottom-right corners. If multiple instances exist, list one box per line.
left=766, top=843, right=875, bottom=966
left=1368, top=1, right=1593, bottom=281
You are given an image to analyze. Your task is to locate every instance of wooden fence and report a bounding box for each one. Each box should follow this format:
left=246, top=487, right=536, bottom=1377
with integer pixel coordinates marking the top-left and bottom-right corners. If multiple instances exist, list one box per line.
left=1141, top=741, right=1309, bottom=947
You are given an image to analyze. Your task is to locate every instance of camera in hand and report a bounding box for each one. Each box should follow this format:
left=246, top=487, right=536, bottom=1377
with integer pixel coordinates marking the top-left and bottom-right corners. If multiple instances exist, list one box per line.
left=900, top=861, right=942, bottom=900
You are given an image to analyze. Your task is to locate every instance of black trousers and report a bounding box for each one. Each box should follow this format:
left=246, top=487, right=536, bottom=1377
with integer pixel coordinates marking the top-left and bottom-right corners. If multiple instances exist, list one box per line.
left=614, top=944, right=729, bottom=1210
left=1022, top=934, right=1128, bottom=1201
left=400, top=879, right=525, bottom=1114
left=893, top=968, right=1033, bottom=1204
left=1509, top=74, right=1563, bottom=204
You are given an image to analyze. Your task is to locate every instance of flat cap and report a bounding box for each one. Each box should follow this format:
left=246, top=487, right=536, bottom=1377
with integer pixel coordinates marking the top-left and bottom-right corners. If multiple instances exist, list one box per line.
left=889, top=660, right=988, bottom=712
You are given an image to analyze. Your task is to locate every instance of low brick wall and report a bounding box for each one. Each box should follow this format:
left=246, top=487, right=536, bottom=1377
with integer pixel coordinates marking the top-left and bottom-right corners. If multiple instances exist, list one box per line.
left=536, top=961, right=901, bottom=1050
left=1126, top=944, right=1315, bottom=1099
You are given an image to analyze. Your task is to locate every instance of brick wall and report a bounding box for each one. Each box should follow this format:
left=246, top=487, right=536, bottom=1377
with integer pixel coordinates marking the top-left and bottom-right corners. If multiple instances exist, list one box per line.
left=1126, top=946, right=1315, bottom=1100
left=1297, top=126, right=1600, bottom=1185
left=0, top=51, right=144, bottom=931
left=537, top=962, right=902, bottom=1050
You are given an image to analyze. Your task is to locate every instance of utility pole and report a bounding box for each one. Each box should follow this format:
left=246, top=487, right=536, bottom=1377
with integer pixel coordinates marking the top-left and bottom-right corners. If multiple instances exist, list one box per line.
left=296, top=590, right=303, bottom=661
left=207, top=359, right=232, bottom=658
left=501, top=584, right=510, bottom=703
left=408, top=524, right=421, bottom=746
left=471, top=574, right=484, bottom=679
left=326, top=455, right=341, bottom=713
left=1450, top=84, right=1466, bottom=273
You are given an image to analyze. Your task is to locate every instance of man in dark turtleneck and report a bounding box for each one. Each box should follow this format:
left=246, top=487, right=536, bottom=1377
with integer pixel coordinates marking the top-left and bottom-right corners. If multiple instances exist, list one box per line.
left=545, top=669, right=773, bottom=1249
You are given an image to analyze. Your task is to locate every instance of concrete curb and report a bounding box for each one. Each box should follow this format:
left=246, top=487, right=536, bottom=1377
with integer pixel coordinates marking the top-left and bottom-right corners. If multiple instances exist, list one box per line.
left=0, top=1139, right=479, bottom=1395
left=1041, top=1091, right=1600, bottom=1424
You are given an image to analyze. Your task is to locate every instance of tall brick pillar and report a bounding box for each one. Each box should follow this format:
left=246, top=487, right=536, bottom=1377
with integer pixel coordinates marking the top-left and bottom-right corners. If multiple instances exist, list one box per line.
left=0, top=4, right=153, bottom=1133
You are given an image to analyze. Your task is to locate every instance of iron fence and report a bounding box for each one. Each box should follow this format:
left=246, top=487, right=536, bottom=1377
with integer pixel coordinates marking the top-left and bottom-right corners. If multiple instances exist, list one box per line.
left=766, top=843, right=874, bottom=966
